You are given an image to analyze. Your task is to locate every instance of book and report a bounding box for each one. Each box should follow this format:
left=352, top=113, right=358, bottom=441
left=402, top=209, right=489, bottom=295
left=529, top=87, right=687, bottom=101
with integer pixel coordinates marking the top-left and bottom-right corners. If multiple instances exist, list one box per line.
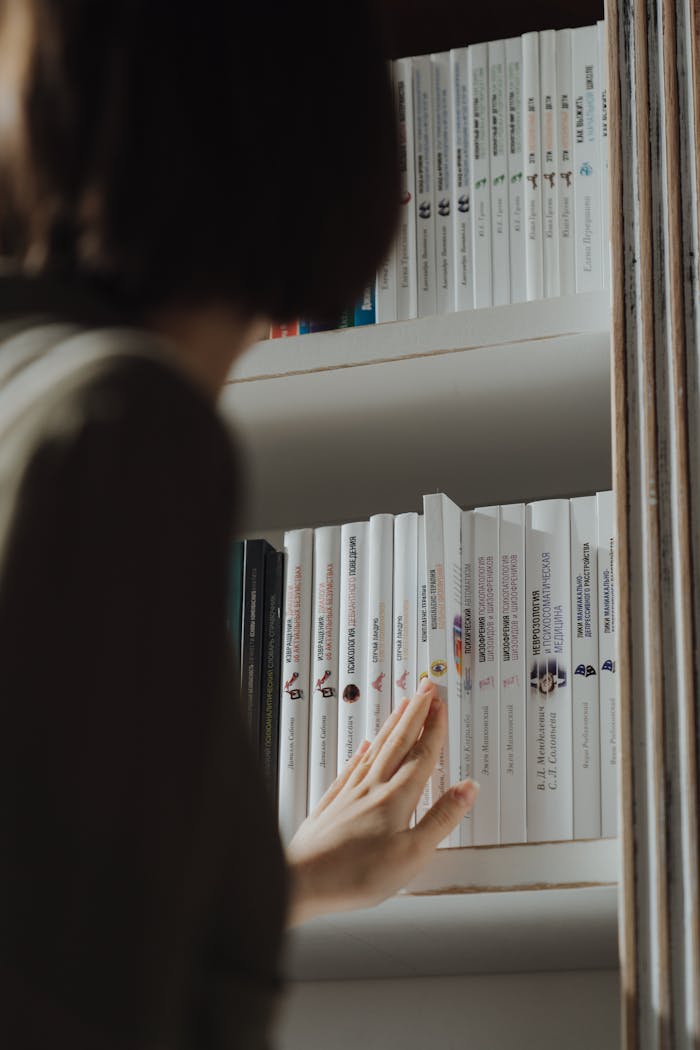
left=278, top=527, right=314, bottom=845
left=423, top=492, right=462, bottom=848
left=240, top=538, right=275, bottom=750
left=394, top=56, right=418, bottom=320
left=337, top=521, right=369, bottom=767
left=228, top=538, right=245, bottom=679
left=526, top=498, right=573, bottom=842
left=506, top=36, right=526, bottom=304
left=596, top=489, right=618, bottom=838
left=415, top=512, right=432, bottom=822
left=354, top=284, right=376, bottom=326
left=468, top=41, right=492, bottom=308
left=366, top=512, right=394, bottom=739
left=450, top=46, right=474, bottom=311
left=270, top=320, right=300, bottom=338
left=522, top=30, right=544, bottom=300
left=413, top=53, right=438, bottom=318
left=500, top=503, right=526, bottom=844
left=488, top=39, right=511, bottom=306
left=570, top=495, right=601, bottom=839
left=392, top=511, right=419, bottom=708
left=431, top=50, right=454, bottom=315
left=472, top=504, right=500, bottom=845
left=597, top=19, right=610, bottom=293
left=539, top=28, right=560, bottom=298
left=572, top=23, right=602, bottom=292
left=460, top=508, right=474, bottom=845
left=556, top=28, right=576, bottom=296
left=260, top=547, right=285, bottom=806
left=375, top=62, right=398, bottom=325
left=308, top=525, right=341, bottom=813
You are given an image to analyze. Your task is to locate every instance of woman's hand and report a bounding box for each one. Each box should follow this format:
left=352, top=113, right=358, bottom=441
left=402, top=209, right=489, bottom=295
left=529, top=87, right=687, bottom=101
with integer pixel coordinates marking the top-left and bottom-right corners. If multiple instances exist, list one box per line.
left=285, top=679, right=479, bottom=927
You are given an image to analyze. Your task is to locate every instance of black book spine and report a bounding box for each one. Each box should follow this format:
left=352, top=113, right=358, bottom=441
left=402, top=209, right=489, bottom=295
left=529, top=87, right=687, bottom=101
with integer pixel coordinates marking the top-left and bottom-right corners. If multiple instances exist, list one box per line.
left=241, top=539, right=273, bottom=749
left=260, top=548, right=285, bottom=805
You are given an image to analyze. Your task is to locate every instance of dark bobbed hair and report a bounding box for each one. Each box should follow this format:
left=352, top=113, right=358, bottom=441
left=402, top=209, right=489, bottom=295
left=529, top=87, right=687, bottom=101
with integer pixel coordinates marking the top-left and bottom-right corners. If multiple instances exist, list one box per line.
left=0, top=1, right=400, bottom=324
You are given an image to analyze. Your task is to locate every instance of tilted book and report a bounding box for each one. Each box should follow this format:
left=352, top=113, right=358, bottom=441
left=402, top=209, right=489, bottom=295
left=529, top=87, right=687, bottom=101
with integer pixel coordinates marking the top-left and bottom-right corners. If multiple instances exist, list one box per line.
left=556, top=28, right=576, bottom=296
left=522, top=30, right=544, bottom=300
left=596, top=489, right=618, bottom=838
left=394, top=57, right=418, bottom=320
left=337, top=521, right=369, bottom=768
left=488, top=39, right=511, bottom=306
left=366, top=513, right=394, bottom=740
left=413, top=53, right=438, bottom=318
left=260, top=547, right=285, bottom=808
left=539, top=29, right=560, bottom=298
left=450, top=46, right=474, bottom=311
left=468, top=41, right=492, bottom=308
left=500, top=503, right=526, bottom=844
left=432, top=50, right=454, bottom=316
left=572, top=23, right=602, bottom=292
left=308, top=525, right=341, bottom=813
left=460, top=508, right=475, bottom=846
left=506, top=36, right=526, bottom=304
left=393, top=511, right=418, bottom=709
left=473, top=504, right=500, bottom=845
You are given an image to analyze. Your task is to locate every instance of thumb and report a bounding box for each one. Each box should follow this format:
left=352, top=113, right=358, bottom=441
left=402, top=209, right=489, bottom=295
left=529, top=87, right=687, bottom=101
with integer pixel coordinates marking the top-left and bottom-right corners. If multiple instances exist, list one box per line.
left=413, top=780, right=480, bottom=853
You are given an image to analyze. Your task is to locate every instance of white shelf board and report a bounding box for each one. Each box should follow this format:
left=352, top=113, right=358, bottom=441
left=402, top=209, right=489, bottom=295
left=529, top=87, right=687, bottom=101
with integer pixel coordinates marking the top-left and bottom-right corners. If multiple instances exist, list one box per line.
left=283, top=838, right=620, bottom=982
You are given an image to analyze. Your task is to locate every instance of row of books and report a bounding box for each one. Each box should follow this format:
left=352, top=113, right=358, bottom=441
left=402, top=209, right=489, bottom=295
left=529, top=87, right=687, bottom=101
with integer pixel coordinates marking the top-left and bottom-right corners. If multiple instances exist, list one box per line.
left=230, top=489, right=618, bottom=850
left=269, top=19, right=610, bottom=340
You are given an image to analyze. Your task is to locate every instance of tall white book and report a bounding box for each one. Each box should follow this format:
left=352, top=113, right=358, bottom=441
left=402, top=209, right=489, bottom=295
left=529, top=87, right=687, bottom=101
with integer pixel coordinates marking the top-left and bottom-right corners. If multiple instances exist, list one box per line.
left=526, top=499, right=573, bottom=842
left=473, top=504, right=500, bottom=845
left=556, top=28, right=576, bottom=295
left=413, top=53, right=438, bottom=318
left=522, top=30, right=544, bottom=300
left=450, top=46, right=474, bottom=311
left=307, top=525, right=341, bottom=814
left=500, top=503, right=526, bottom=844
left=572, top=23, right=602, bottom=292
left=375, top=69, right=397, bottom=323
left=597, top=19, right=610, bottom=293
left=278, top=527, right=314, bottom=845
left=539, top=29, right=560, bottom=298
left=393, top=511, right=418, bottom=708
left=460, top=508, right=475, bottom=845
left=416, top=513, right=432, bottom=821
left=337, top=521, right=369, bottom=768
left=570, top=495, right=601, bottom=839
left=468, top=42, right=492, bottom=308
left=365, top=513, right=394, bottom=739
left=488, top=39, right=511, bottom=306
left=423, top=493, right=462, bottom=848
left=394, top=57, right=418, bottom=320
left=432, top=51, right=454, bottom=315
left=506, top=36, right=526, bottom=304
left=596, top=489, right=618, bottom=838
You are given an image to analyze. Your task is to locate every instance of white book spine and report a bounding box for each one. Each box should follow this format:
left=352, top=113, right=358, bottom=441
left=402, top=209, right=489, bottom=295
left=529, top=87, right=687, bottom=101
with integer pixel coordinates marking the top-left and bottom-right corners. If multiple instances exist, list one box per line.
left=570, top=496, right=601, bottom=839
left=337, top=522, right=369, bottom=768
left=488, top=39, right=511, bottom=306
left=597, top=19, right=610, bottom=292
left=596, top=489, right=618, bottom=838
left=506, top=36, right=526, bottom=304
left=473, top=505, right=500, bottom=845
left=366, top=513, right=394, bottom=740
left=539, top=29, right=560, bottom=298
left=413, top=54, right=438, bottom=318
left=393, top=512, right=419, bottom=708
left=375, top=251, right=398, bottom=324
left=572, top=23, right=602, bottom=292
left=469, top=42, right=492, bottom=308
left=416, top=513, right=432, bottom=820
left=500, top=503, right=526, bottom=844
left=526, top=499, right=573, bottom=842
left=423, top=493, right=462, bottom=848
left=522, top=31, right=544, bottom=300
left=432, top=51, right=454, bottom=315
left=394, top=57, right=418, bottom=320
left=450, top=46, right=474, bottom=311
left=556, top=28, right=576, bottom=295
left=308, top=525, right=341, bottom=814
left=460, top=508, right=475, bottom=845
left=278, top=527, right=314, bottom=845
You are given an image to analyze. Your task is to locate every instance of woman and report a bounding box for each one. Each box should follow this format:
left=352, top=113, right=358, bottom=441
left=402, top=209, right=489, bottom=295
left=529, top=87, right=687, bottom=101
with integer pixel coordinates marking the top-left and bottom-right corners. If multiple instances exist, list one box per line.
left=0, top=2, right=478, bottom=1048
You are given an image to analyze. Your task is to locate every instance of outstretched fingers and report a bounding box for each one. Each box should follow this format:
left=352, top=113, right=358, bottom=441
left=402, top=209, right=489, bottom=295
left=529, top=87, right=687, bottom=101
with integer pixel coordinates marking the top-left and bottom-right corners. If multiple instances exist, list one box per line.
left=312, top=738, right=371, bottom=815
left=367, top=680, right=439, bottom=783
left=411, top=779, right=480, bottom=856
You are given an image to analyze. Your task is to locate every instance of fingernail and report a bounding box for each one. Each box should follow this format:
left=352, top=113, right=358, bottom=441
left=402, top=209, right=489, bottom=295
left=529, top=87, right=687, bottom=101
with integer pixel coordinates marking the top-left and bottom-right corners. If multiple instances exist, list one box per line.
left=419, top=677, right=433, bottom=693
left=453, top=779, right=480, bottom=805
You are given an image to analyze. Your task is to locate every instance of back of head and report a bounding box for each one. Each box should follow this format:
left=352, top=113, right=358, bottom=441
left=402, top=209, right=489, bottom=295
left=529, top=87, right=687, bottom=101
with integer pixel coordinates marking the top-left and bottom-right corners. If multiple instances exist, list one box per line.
left=0, top=0, right=400, bottom=325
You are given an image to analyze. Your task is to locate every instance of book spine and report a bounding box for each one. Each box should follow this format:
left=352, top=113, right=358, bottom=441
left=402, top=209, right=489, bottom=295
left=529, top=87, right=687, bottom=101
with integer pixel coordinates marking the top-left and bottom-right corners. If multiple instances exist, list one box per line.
left=506, top=36, right=526, bottom=304
left=570, top=495, right=601, bottom=839
left=556, top=28, right=576, bottom=296
left=473, top=505, right=500, bottom=845
left=526, top=499, right=573, bottom=842
left=270, top=320, right=300, bottom=338
left=469, top=42, right=493, bottom=308
left=500, top=503, right=526, bottom=844
left=522, top=30, right=544, bottom=300
left=597, top=19, right=610, bottom=292
left=413, top=53, right=438, bottom=318
left=392, top=511, right=419, bottom=709
left=597, top=489, right=618, bottom=838
left=539, top=29, right=560, bottom=298
left=415, top=513, right=432, bottom=821
left=366, top=513, right=394, bottom=739
left=308, top=525, right=341, bottom=813
left=394, top=57, right=418, bottom=320
left=450, top=46, right=474, bottom=312
left=260, top=548, right=285, bottom=807
left=375, top=62, right=399, bottom=324
left=353, top=284, right=376, bottom=326
left=337, top=521, right=369, bottom=767
left=432, top=50, right=454, bottom=315
left=241, top=539, right=270, bottom=751
left=460, top=508, right=474, bottom=845
left=488, top=39, right=511, bottom=306
left=572, top=23, right=602, bottom=292
left=228, top=539, right=245, bottom=680
left=278, top=528, right=313, bottom=845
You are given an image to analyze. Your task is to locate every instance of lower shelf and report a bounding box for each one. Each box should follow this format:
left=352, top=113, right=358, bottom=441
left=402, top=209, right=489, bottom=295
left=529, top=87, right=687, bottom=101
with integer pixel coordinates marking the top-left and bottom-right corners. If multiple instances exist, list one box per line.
left=283, top=838, right=620, bottom=981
